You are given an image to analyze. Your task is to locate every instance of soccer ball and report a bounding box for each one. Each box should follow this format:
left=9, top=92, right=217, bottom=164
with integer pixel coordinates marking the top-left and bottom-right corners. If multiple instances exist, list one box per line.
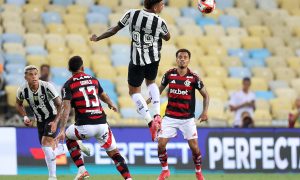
left=198, top=0, right=216, bottom=14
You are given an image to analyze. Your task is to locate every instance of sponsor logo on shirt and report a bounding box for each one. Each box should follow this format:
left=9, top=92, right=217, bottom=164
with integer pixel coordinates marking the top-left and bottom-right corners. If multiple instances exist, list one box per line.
left=170, top=89, right=188, bottom=95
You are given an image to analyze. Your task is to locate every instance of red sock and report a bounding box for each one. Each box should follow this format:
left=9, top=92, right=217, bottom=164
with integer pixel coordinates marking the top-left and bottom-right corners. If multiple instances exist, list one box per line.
left=193, top=153, right=202, bottom=172
left=111, top=153, right=131, bottom=179
left=158, top=150, right=168, bottom=169
left=66, top=139, right=84, bottom=168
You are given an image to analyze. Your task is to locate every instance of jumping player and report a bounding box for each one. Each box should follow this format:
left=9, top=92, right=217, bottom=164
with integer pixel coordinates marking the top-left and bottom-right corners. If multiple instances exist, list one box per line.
left=55, top=56, right=132, bottom=180
left=156, top=49, right=209, bottom=180
left=90, top=0, right=171, bottom=141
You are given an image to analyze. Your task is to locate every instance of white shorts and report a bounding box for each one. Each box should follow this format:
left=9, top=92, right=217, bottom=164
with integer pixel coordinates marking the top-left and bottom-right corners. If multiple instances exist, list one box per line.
left=158, top=116, right=198, bottom=140
left=66, top=123, right=117, bottom=151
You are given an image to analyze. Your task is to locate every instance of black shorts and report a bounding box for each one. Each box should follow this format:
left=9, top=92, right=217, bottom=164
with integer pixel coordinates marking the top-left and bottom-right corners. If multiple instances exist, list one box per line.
left=128, top=61, right=159, bottom=87
left=37, top=117, right=56, bottom=144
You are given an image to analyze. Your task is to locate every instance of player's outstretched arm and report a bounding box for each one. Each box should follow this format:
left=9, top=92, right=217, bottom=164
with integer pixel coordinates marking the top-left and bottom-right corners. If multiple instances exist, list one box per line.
left=198, top=87, right=209, bottom=122
left=100, top=92, right=118, bottom=112
left=55, top=100, right=71, bottom=143
left=90, top=25, right=122, bottom=42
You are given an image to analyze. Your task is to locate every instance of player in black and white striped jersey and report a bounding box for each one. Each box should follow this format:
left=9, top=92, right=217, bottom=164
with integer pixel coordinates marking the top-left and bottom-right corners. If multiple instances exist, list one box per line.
left=90, top=0, right=170, bottom=141
left=15, top=65, right=90, bottom=180
left=16, top=65, right=61, bottom=180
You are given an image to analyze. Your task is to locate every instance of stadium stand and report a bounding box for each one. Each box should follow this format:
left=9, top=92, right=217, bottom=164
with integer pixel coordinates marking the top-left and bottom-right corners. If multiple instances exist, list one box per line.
left=1, top=0, right=300, bottom=127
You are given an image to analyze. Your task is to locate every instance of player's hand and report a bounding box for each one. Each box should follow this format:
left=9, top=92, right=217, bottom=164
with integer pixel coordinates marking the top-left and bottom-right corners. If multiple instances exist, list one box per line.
left=90, top=34, right=98, bottom=42
left=108, top=104, right=118, bottom=112
left=23, top=116, right=33, bottom=127
left=198, top=113, right=208, bottom=123
left=146, top=98, right=151, bottom=105
left=55, top=131, right=66, bottom=145
left=48, top=121, right=57, bottom=134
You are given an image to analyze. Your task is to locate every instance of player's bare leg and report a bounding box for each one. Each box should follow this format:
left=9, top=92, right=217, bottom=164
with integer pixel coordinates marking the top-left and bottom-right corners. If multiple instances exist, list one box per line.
left=41, top=136, right=57, bottom=180
left=188, top=139, right=204, bottom=180
left=157, top=138, right=170, bottom=180
left=66, top=138, right=89, bottom=180
left=129, top=84, right=158, bottom=141
left=146, top=79, right=162, bottom=138
left=107, top=148, right=132, bottom=180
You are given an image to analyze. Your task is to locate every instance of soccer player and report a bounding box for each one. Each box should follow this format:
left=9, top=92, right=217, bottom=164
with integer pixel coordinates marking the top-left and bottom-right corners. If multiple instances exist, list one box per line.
left=16, top=65, right=62, bottom=180
left=156, top=49, right=209, bottom=180
left=55, top=56, right=132, bottom=180
left=90, top=0, right=170, bottom=141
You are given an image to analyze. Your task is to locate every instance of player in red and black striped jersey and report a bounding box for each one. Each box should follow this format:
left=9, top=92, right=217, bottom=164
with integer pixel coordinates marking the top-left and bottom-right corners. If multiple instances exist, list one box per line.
left=62, top=71, right=107, bottom=125
left=56, top=56, right=132, bottom=180
left=156, top=49, right=209, bottom=180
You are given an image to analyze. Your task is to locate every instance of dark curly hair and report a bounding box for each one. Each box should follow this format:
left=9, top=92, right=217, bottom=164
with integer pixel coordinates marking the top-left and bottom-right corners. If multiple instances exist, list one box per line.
left=144, top=0, right=162, bottom=9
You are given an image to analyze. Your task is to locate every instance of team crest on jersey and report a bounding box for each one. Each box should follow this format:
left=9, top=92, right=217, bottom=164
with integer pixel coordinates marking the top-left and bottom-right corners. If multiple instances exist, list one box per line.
left=184, top=80, right=191, bottom=87
left=40, top=94, right=45, bottom=100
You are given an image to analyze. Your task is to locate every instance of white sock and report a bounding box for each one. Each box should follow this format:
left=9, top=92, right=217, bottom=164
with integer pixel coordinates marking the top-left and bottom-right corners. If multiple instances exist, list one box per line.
left=148, top=83, right=160, bottom=116
left=78, top=165, right=87, bottom=173
left=131, top=93, right=152, bottom=123
left=162, top=165, right=169, bottom=171
left=54, top=144, right=65, bottom=156
left=42, top=146, right=56, bottom=177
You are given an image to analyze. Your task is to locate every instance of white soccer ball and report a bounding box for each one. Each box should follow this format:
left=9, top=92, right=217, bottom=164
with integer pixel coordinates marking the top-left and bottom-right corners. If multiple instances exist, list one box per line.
left=198, top=0, right=216, bottom=14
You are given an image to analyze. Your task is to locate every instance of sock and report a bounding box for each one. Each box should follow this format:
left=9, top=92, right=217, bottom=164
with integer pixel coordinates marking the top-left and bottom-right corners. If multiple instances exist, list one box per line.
left=193, top=153, right=202, bottom=173
left=66, top=139, right=84, bottom=168
left=131, top=93, right=152, bottom=123
left=42, top=146, right=56, bottom=177
left=111, top=153, right=131, bottom=179
left=158, top=150, right=168, bottom=170
left=148, top=83, right=160, bottom=115
left=54, top=143, right=65, bottom=156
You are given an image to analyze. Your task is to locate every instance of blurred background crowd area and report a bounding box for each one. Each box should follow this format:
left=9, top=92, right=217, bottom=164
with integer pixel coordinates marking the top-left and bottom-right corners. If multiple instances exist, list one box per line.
left=1, top=0, right=300, bottom=128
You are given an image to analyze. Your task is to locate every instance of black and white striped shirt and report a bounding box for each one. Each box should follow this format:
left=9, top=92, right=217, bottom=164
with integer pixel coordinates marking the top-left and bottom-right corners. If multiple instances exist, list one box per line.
left=17, top=80, right=59, bottom=122
left=118, top=9, right=169, bottom=66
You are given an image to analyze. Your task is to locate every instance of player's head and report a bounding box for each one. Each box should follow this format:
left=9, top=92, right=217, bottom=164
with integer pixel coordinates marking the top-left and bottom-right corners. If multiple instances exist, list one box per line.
left=176, top=49, right=191, bottom=69
left=68, top=56, right=84, bottom=73
left=24, top=65, right=39, bottom=86
left=40, top=64, right=50, bottom=81
left=144, top=0, right=164, bottom=13
left=242, top=77, right=251, bottom=92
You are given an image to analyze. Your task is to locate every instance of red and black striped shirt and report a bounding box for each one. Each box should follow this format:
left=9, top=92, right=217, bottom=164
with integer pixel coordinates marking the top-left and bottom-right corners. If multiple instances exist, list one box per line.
left=161, top=68, right=204, bottom=119
left=62, top=72, right=106, bottom=125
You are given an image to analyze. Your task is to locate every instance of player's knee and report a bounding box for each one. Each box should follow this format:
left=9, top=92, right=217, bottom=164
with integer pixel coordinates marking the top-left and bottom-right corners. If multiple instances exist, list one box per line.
left=158, top=141, right=167, bottom=152
left=41, top=136, right=54, bottom=146
left=106, top=148, right=119, bottom=158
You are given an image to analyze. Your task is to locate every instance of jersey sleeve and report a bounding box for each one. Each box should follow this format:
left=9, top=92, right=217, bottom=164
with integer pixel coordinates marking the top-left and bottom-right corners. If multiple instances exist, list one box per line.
left=160, top=19, right=169, bottom=36
left=16, top=87, right=24, bottom=101
left=61, top=82, right=72, bottom=100
left=46, top=82, right=59, bottom=100
left=118, top=10, right=131, bottom=28
left=195, top=75, right=204, bottom=90
left=161, top=72, right=169, bottom=87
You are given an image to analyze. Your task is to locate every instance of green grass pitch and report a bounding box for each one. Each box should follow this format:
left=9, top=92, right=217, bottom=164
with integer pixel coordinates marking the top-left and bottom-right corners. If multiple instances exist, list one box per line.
left=1, top=174, right=300, bottom=180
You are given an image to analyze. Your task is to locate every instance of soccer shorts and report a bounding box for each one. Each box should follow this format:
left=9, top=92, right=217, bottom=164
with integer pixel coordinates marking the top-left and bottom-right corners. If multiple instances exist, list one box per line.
left=37, top=117, right=56, bottom=144
left=66, top=123, right=117, bottom=152
left=127, top=61, right=159, bottom=87
left=158, top=116, right=198, bottom=140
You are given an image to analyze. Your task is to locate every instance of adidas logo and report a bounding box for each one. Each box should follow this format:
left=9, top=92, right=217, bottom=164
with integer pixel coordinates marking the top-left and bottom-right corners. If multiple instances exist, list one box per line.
left=170, top=80, right=176, bottom=84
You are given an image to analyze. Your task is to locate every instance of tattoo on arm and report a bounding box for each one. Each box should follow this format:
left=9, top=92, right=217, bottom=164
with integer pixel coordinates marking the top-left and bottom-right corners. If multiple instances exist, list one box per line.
left=53, top=97, right=62, bottom=124
left=60, top=100, right=71, bottom=130
left=16, top=98, right=26, bottom=117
